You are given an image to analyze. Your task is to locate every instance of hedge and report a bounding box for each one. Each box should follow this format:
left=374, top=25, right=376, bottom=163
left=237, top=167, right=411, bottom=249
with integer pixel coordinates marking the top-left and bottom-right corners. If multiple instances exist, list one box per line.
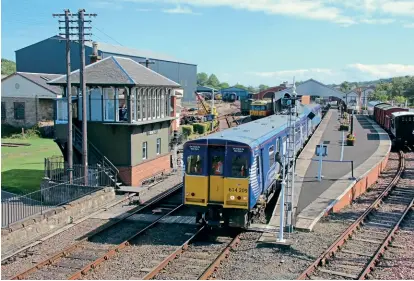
left=181, top=125, right=193, bottom=137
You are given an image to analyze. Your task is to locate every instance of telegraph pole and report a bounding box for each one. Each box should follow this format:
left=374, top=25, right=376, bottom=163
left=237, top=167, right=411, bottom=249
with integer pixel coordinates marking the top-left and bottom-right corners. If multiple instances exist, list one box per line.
left=139, top=58, right=155, bottom=68
left=78, top=9, right=96, bottom=185
left=53, top=9, right=75, bottom=183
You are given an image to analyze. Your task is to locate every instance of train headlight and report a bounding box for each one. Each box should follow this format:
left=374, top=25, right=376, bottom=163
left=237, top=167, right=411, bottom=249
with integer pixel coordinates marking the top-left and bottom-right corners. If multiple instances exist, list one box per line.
left=230, top=195, right=235, bottom=200
left=237, top=196, right=241, bottom=200
left=186, top=193, right=189, bottom=196
left=243, top=197, right=247, bottom=200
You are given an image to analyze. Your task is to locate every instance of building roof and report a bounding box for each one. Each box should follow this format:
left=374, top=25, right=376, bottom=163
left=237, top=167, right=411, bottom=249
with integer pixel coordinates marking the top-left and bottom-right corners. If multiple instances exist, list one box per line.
left=196, top=86, right=219, bottom=92
left=2, top=72, right=61, bottom=95
left=189, top=103, right=320, bottom=148
left=85, top=41, right=195, bottom=65
left=220, top=87, right=249, bottom=92
left=48, top=56, right=181, bottom=88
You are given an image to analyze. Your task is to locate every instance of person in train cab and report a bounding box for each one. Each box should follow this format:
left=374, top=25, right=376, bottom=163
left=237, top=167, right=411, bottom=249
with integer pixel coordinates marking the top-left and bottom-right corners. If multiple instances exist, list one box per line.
left=212, top=157, right=223, bottom=175
left=194, top=159, right=202, bottom=174
left=240, top=165, right=245, bottom=177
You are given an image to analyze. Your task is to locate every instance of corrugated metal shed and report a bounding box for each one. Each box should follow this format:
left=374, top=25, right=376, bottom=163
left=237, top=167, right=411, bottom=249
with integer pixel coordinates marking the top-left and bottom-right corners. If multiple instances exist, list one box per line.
left=220, top=87, right=250, bottom=100
left=15, top=35, right=197, bottom=101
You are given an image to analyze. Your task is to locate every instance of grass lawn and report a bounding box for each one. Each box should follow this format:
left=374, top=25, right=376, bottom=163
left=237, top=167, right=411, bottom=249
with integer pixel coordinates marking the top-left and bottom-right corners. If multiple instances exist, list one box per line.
left=1, top=137, right=61, bottom=195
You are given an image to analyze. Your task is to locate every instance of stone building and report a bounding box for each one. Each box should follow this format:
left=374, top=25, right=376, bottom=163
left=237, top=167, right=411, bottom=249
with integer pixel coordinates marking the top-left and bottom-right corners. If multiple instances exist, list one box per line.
left=1, top=72, right=61, bottom=127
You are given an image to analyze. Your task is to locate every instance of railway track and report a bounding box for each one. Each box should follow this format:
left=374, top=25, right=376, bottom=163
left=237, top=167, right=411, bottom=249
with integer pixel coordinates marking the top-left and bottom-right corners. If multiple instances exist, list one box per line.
left=11, top=184, right=184, bottom=280
left=298, top=148, right=414, bottom=280
left=142, top=228, right=241, bottom=280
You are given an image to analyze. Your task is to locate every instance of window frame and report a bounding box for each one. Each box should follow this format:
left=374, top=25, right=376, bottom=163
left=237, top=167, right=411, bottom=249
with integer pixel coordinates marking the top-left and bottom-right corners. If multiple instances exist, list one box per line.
left=156, top=138, right=161, bottom=155
left=14, top=102, right=25, bottom=120
left=142, top=141, right=147, bottom=160
left=268, top=145, right=275, bottom=167
left=186, top=154, right=203, bottom=176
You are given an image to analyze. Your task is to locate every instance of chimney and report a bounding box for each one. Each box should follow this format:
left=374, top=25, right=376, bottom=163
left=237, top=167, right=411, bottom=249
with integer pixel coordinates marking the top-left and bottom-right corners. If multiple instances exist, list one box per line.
left=89, top=41, right=102, bottom=64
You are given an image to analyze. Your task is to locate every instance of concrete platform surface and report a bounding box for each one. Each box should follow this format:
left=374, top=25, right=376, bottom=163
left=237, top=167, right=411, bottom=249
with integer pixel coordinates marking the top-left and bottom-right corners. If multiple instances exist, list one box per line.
left=295, top=114, right=390, bottom=231
left=266, top=109, right=391, bottom=232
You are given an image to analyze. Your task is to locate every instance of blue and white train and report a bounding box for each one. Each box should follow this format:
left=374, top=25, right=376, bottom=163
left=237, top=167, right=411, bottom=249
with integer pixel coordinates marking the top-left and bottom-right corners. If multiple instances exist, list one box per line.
left=182, top=103, right=322, bottom=228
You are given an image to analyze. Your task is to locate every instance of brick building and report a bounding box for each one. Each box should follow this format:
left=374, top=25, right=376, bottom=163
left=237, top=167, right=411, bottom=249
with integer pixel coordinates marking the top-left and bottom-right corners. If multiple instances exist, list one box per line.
left=1, top=72, right=61, bottom=127
left=49, top=56, right=182, bottom=187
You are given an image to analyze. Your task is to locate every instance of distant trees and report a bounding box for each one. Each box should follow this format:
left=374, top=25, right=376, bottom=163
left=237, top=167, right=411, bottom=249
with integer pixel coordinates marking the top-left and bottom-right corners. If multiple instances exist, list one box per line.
left=1, top=58, right=16, bottom=75
left=368, top=76, right=414, bottom=105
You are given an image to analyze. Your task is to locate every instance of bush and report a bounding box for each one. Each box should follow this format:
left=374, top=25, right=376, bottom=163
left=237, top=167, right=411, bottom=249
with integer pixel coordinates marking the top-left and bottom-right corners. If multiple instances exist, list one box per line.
left=1, top=124, right=41, bottom=139
left=181, top=125, right=193, bottom=137
left=193, top=123, right=209, bottom=134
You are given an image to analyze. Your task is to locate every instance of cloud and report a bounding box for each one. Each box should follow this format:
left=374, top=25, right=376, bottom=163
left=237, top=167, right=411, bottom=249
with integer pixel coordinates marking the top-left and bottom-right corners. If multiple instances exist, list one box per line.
left=121, top=0, right=414, bottom=27
left=91, top=1, right=123, bottom=10
left=246, top=63, right=414, bottom=85
left=162, top=5, right=200, bottom=15
left=360, top=18, right=395, bottom=24
left=403, top=23, right=414, bottom=28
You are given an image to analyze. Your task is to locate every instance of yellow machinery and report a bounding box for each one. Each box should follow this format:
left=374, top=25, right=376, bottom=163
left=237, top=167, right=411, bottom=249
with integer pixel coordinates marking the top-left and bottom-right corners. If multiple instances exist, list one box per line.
left=196, top=92, right=217, bottom=116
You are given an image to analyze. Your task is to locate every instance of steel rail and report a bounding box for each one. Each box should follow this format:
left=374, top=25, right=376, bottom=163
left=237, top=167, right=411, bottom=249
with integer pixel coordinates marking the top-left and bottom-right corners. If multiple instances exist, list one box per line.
left=198, top=234, right=241, bottom=280
left=358, top=197, right=414, bottom=279
left=142, top=226, right=206, bottom=280
left=297, top=150, right=405, bottom=280
left=11, top=184, right=183, bottom=280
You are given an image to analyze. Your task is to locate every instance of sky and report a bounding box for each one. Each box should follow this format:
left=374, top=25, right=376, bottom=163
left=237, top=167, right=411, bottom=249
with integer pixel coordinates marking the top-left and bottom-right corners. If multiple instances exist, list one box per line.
left=2, top=0, right=414, bottom=87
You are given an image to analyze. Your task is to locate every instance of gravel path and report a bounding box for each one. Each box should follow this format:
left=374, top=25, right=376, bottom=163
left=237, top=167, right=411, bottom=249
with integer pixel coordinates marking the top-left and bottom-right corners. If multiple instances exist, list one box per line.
left=81, top=207, right=198, bottom=280
left=216, top=151, right=402, bottom=280
left=1, top=177, right=183, bottom=280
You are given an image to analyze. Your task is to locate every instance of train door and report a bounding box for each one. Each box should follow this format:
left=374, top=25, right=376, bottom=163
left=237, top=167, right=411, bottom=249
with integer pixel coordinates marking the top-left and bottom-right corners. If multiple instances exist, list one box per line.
left=256, top=154, right=263, bottom=193
left=208, top=146, right=226, bottom=203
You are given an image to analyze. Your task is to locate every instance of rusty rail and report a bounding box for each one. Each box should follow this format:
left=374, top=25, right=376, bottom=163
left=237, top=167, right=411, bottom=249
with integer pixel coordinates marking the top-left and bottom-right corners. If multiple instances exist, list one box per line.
left=358, top=197, right=414, bottom=279
left=142, top=226, right=206, bottom=280
left=297, top=149, right=405, bottom=280
left=198, top=234, right=241, bottom=280
left=11, top=184, right=183, bottom=280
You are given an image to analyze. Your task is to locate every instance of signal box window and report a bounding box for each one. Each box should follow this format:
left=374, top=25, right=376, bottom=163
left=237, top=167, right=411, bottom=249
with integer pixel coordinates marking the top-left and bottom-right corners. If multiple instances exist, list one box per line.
left=211, top=155, right=224, bottom=175
left=187, top=155, right=203, bottom=175
left=231, top=156, right=249, bottom=178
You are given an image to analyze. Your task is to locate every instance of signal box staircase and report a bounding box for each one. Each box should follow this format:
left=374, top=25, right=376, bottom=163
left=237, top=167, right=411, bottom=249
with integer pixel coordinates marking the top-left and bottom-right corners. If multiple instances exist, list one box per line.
left=54, top=124, right=124, bottom=189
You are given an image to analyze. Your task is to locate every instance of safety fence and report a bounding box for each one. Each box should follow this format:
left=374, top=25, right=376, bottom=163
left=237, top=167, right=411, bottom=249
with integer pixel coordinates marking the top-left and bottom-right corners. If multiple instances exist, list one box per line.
left=1, top=169, right=114, bottom=228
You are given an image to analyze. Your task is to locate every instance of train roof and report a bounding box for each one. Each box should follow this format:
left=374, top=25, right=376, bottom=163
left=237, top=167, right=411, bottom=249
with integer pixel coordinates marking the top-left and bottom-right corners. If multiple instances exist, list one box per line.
left=251, top=100, right=271, bottom=105
left=383, top=106, right=407, bottom=111
left=374, top=103, right=391, bottom=109
left=189, top=103, right=320, bottom=149
left=391, top=111, right=414, bottom=118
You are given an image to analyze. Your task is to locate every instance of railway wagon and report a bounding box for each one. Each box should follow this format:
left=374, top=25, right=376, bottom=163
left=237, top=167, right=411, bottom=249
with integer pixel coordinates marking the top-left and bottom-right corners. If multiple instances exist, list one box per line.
left=373, top=103, right=391, bottom=126
left=383, top=106, right=409, bottom=130
left=250, top=99, right=274, bottom=120
left=240, top=99, right=253, bottom=115
left=390, top=112, right=414, bottom=145
left=183, top=103, right=322, bottom=228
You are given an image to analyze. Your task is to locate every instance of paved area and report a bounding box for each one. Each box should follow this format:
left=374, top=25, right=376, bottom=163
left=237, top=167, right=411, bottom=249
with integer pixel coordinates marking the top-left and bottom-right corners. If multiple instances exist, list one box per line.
left=264, top=109, right=390, bottom=233
left=295, top=113, right=390, bottom=231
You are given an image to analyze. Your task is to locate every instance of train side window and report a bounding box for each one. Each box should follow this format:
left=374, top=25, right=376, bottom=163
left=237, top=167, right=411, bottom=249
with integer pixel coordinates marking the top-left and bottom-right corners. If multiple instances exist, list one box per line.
left=391, top=119, right=395, bottom=129
left=269, top=145, right=275, bottom=167
left=187, top=155, right=203, bottom=175
left=276, top=139, right=280, bottom=153
left=211, top=155, right=224, bottom=176
left=231, top=156, right=249, bottom=178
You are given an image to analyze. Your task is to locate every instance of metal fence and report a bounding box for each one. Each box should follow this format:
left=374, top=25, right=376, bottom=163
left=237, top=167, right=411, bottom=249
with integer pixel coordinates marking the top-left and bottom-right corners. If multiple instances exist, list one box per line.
left=44, top=156, right=103, bottom=183
left=1, top=169, right=115, bottom=228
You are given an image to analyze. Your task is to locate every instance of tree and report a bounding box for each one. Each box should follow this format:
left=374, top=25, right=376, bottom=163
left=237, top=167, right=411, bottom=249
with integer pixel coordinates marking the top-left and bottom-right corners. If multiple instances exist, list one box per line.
left=370, top=90, right=388, bottom=102
left=197, top=72, right=208, bottom=86
left=394, top=95, right=406, bottom=105
left=340, top=81, right=351, bottom=92
left=233, top=83, right=247, bottom=90
left=218, top=82, right=229, bottom=89
left=258, top=84, right=269, bottom=92
left=207, top=74, right=220, bottom=88
left=247, top=86, right=256, bottom=93
left=1, top=58, right=16, bottom=76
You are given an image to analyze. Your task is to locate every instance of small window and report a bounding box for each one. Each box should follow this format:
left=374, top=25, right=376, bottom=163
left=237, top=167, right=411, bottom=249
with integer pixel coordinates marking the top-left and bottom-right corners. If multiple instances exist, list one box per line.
left=187, top=155, right=203, bottom=175
left=276, top=139, right=280, bottom=153
left=1, top=102, right=6, bottom=120
left=156, top=138, right=161, bottom=155
left=211, top=155, right=224, bottom=175
left=14, top=102, right=25, bottom=120
left=231, top=156, right=249, bottom=178
left=142, top=141, right=147, bottom=160
left=269, top=145, right=275, bottom=167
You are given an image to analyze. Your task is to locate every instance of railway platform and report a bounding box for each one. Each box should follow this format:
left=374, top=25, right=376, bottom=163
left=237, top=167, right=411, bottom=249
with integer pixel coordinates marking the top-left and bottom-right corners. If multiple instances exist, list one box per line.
left=263, top=108, right=391, bottom=235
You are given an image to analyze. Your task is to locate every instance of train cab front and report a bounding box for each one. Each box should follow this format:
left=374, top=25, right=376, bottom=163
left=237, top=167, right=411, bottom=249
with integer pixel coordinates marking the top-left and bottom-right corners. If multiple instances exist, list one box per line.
left=183, top=139, right=251, bottom=228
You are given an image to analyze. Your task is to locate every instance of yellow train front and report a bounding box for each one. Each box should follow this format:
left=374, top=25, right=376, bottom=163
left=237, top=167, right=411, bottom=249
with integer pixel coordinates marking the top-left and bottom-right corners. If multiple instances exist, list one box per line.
left=250, top=100, right=273, bottom=120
